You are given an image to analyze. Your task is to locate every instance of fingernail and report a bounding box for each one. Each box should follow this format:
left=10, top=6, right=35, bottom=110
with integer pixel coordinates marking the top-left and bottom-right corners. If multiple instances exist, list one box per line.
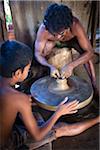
left=65, top=97, right=68, bottom=100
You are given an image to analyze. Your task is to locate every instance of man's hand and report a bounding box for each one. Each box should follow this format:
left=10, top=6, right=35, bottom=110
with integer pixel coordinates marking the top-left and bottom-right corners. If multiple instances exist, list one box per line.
left=50, top=66, right=60, bottom=78
left=56, top=97, right=79, bottom=117
left=60, top=64, right=73, bottom=79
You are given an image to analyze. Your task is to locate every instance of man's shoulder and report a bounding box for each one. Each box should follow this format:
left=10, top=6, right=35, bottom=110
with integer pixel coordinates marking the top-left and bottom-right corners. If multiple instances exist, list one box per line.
left=72, top=17, right=81, bottom=28
left=37, top=23, right=49, bottom=39
left=72, top=17, right=83, bottom=35
left=38, top=23, right=46, bottom=34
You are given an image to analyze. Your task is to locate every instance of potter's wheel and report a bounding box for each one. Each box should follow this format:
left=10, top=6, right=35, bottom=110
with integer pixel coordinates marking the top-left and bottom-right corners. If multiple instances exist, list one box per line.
left=30, top=76, right=93, bottom=111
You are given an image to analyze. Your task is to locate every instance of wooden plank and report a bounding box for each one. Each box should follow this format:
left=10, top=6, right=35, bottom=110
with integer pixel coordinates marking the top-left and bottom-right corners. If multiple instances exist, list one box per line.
left=0, top=1, right=7, bottom=41
left=10, top=1, right=52, bottom=48
left=61, top=1, right=92, bottom=32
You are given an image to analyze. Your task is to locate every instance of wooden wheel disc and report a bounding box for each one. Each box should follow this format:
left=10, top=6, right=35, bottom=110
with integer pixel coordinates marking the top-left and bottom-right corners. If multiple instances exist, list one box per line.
left=30, top=76, right=93, bottom=111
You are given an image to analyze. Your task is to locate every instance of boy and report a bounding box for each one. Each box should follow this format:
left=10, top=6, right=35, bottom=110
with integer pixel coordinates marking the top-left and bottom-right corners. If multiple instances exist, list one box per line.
left=0, top=40, right=99, bottom=148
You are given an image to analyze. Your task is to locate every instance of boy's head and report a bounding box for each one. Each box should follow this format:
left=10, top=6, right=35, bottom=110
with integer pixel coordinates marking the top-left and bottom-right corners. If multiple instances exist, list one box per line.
left=43, top=3, right=73, bottom=35
left=0, top=40, right=33, bottom=81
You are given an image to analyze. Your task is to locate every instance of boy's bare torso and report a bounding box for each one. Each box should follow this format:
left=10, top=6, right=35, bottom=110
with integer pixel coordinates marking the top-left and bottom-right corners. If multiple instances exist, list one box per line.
left=0, top=83, right=24, bottom=144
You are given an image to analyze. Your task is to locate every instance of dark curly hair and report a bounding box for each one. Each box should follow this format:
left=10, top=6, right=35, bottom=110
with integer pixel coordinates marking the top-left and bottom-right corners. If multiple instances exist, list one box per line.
left=43, top=3, right=73, bottom=34
left=0, top=40, right=33, bottom=77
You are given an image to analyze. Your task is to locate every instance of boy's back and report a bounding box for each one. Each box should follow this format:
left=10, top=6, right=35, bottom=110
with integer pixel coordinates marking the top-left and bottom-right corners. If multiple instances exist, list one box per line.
left=0, top=81, right=27, bottom=144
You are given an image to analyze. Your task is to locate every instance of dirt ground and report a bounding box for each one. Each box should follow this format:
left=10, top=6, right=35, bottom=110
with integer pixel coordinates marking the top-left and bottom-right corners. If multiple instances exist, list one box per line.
left=53, top=124, right=99, bottom=150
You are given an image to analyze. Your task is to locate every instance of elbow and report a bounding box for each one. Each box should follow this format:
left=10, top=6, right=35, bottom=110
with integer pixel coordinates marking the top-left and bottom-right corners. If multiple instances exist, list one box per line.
left=34, top=51, right=38, bottom=59
left=90, top=51, right=94, bottom=59
left=87, top=51, right=94, bottom=60
left=35, top=52, right=40, bottom=62
left=35, top=51, right=42, bottom=61
left=34, top=134, right=44, bottom=141
left=34, top=136, right=41, bottom=141
left=33, top=129, right=46, bottom=141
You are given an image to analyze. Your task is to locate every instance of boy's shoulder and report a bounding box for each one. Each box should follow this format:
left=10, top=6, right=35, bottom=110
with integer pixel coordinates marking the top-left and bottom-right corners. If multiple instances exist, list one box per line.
left=0, top=86, right=30, bottom=107
left=9, top=88, right=30, bottom=104
left=10, top=89, right=32, bottom=112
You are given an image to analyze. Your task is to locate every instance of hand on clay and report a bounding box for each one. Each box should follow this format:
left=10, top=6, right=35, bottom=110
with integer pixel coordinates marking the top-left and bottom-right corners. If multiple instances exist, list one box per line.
left=60, top=65, right=73, bottom=79
left=50, top=66, right=60, bottom=78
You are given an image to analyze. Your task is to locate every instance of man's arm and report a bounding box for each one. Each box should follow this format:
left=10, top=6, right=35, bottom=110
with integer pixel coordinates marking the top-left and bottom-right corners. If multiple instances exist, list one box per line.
left=73, top=21, right=96, bottom=86
left=70, top=21, right=93, bottom=68
left=17, top=94, right=78, bottom=141
left=35, top=39, right=53, bottom=68
left=35, top=25, right=53, bottom=68
left=84, top=60, right=96, bottom=85
left=61, top=20, right=95, bottom=80
left=35, top=25, right=60, bottom=78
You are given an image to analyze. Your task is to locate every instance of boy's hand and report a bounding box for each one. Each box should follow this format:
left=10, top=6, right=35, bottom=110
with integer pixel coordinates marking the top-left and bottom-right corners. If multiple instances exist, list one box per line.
left=28, top=94, right=37, bottom=106
left=56, top=97, right=79, bottom=117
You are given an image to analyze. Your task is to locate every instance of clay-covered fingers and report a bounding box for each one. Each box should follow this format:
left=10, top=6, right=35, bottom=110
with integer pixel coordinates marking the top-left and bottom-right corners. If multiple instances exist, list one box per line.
left=61, top=72, right=71, bottom=79
left=60, top=72, right=66, bottom=79
left=51, top=69, right=60, bottom=78
left=61, top=65, right=73, bottom=79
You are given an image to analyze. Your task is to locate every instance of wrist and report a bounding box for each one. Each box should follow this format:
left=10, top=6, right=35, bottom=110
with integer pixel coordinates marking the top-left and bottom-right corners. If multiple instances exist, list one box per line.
left=64, top=63, right=73, bottom=70
left=55, top=108, right=62, bottom=119
left=46, top=64, right=52, bottom=68
left=91, top=80, right=96, bottom=86
left=49, top=65, right=54, bottom=69
left=68, top=63, right=74, bottom=70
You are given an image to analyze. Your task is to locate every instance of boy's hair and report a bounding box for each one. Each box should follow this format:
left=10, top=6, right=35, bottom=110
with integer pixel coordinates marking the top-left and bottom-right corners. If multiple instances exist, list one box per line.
left=43, top=3, right=73, bottom=34
left=0, top=40, right=33, bottom=77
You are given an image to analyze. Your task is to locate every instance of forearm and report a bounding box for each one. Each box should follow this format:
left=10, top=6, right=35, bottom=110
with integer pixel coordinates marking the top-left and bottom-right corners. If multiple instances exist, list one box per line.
left=36, top=111, right=60, bottom=141
left=35, top=52, right=52, bottom=68
left=84, top=60, right=96, bottom=84
left=21, top=104, right=60, bottom=141
left=68, top=51, right=93, bottom=70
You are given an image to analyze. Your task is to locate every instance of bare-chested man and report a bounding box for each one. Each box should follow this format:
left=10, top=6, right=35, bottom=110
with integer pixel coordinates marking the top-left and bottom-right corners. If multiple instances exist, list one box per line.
left=35, top=3, right=97, bottom=91
left=0, top=40, right=99, bottom=149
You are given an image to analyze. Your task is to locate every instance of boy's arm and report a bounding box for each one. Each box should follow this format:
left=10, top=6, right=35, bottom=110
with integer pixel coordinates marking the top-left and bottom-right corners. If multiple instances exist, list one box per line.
left=17, top=94, right=78, bottom=141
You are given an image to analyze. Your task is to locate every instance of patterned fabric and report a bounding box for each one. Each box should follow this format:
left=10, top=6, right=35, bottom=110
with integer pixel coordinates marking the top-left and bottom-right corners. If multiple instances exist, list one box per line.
left=1, top=112, right=56, bottom=150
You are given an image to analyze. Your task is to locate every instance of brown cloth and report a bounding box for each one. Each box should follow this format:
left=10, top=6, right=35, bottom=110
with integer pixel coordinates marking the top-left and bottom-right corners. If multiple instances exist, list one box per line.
left=1, top=112, right=56, bottom=150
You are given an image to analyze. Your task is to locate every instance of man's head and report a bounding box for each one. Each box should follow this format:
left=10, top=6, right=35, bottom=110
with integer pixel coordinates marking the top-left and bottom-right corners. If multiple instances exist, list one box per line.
left=0, top=40, right=33, bottom=81
left=43, top=3, right=73, bottom=35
